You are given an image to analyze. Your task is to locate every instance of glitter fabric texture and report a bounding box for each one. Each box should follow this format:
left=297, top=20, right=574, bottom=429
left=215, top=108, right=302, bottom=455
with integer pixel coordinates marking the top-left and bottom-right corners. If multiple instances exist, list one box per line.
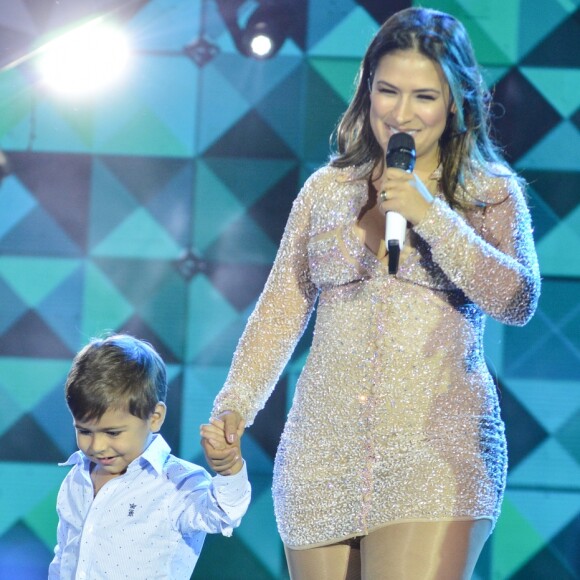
left=213, top=163, right=540, bottom=549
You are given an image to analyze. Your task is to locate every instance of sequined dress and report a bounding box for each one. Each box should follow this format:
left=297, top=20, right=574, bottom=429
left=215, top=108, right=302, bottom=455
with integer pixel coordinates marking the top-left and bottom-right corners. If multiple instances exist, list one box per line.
left=212, top=163, right=540, bottom=549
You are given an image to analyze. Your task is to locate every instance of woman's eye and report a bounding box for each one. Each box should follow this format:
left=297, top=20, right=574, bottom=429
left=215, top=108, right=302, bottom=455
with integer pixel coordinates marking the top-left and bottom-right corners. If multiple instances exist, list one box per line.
left=418, top=94, right=436, bottom=101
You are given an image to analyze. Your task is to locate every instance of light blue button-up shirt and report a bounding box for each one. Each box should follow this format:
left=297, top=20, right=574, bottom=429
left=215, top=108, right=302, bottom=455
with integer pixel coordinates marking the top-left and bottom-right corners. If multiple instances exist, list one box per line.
left=49, top=434, right=251, bottom=579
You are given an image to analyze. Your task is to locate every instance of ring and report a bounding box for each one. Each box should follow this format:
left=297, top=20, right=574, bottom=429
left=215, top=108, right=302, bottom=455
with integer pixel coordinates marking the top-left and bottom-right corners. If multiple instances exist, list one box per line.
left=379, top=190, right=388, bottom=203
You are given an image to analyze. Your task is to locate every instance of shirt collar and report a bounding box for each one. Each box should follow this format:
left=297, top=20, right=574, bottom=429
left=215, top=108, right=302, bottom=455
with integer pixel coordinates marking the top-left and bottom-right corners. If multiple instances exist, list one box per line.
left=58, top=433, right=171, bottom=476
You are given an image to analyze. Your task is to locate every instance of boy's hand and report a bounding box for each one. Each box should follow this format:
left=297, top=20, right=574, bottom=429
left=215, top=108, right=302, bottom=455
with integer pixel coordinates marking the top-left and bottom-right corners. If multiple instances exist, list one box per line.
left=200, top=418, right=244, bottom=476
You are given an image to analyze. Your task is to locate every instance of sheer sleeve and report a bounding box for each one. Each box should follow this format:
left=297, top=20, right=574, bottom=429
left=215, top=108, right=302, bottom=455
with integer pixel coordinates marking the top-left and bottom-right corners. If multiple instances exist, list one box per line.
left=212, top=177, right=319, bottom=425
left=413, top=173, right=540, bottom=326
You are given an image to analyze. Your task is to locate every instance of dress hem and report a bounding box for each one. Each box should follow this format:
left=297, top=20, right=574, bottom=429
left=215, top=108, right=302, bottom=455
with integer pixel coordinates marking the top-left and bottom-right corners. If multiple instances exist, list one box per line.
left=283, top=515, right=495, bottom=550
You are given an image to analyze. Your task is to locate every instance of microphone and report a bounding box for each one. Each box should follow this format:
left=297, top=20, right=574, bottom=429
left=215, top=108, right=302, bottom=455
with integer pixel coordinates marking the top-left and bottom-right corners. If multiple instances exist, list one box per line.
left=385, top=132, right=416, bottom=275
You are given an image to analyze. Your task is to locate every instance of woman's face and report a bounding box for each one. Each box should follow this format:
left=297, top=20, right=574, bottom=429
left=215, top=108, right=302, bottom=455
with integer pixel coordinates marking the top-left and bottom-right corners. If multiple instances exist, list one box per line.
left=369, top=49, right=453, bottom=172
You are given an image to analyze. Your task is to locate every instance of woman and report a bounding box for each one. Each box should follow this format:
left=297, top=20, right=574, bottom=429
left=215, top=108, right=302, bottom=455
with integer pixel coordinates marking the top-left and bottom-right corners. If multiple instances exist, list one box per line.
left=204, top=7, right=540, bottom=579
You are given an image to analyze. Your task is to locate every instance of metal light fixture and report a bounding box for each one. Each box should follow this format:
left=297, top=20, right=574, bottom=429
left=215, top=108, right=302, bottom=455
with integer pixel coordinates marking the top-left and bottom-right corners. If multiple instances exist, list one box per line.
left=216, top=0, right=291, bottom=60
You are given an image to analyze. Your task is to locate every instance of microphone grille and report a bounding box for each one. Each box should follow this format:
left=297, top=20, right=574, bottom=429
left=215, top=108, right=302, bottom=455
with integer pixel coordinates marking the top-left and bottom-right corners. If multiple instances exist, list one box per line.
left=387, top=132, right=415, bottom=153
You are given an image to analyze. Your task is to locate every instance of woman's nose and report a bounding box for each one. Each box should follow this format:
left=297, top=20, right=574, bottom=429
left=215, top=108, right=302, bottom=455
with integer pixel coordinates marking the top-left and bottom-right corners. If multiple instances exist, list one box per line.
left=392, top=95, right=413, bottom=124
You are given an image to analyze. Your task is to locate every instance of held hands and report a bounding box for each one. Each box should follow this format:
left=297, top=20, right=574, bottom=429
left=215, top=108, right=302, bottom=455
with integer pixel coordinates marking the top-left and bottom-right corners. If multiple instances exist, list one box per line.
left=200, top=411, right=245, bottom=476
left=378, top=168, right=434, bottom=226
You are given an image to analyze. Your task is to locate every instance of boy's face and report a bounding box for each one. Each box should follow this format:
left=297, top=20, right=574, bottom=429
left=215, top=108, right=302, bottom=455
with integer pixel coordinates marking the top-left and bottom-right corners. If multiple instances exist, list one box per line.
left=74, top=403, right=165, bottom=476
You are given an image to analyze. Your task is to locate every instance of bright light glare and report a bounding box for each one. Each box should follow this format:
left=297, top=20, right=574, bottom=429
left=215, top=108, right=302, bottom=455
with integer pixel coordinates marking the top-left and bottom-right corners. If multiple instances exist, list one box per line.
left=249, top=34, right=273, bottom=58
left=37, top=21, right=130, bottom=97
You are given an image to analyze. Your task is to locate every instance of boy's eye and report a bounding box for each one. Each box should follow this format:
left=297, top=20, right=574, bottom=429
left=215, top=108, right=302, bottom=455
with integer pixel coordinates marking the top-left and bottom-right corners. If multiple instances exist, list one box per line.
left=106, top=431, right=121, bottom=437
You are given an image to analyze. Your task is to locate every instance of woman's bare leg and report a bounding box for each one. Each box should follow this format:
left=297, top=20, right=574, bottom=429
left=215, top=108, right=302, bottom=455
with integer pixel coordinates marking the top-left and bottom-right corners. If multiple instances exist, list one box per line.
left=285, top=539, right=362, bottom=580
left=360, top=519, right=492, bottom=580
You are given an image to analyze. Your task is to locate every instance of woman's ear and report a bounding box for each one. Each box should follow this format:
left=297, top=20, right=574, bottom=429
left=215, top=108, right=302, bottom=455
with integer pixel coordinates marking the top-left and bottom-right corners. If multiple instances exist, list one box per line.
left=150, top=402, right=167, bottom=432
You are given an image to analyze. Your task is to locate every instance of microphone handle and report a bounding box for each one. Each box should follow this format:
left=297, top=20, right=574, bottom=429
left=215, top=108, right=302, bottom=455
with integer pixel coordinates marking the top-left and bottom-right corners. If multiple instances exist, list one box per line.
left=385, top=211, right=406, bottom=275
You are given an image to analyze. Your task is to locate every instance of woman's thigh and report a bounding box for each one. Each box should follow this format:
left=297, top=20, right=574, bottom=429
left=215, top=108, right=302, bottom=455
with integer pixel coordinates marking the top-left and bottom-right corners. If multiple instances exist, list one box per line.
left=284, top=539, right=362, bottom=580
left=360, top=519, right=492, bottom=580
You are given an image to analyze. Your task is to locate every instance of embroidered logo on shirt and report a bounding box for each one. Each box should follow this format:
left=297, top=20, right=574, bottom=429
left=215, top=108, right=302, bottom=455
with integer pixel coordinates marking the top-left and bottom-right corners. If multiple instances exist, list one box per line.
left=128, top=503, right=137, bottom=517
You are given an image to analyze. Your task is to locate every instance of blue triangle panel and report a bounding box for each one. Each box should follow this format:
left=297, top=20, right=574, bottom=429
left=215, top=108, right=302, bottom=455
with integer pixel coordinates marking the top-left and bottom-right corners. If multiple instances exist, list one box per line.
left=0, top=279, right=28, bottom=335
left=37, top=266, right=85, bottom=352
left=0, top=207, right=81, bottom=257
left=8, top=152, right=91, bottom=251
left=0, top=310, right=75, bottom=358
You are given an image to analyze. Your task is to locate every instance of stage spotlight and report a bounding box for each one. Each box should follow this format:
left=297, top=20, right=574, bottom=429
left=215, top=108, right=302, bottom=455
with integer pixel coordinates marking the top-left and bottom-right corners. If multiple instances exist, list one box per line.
left=240, top=4, right=286, bottom=59
left=216, top=0, right=290, bottom=60
left=36, top=19, right=130, bottom=97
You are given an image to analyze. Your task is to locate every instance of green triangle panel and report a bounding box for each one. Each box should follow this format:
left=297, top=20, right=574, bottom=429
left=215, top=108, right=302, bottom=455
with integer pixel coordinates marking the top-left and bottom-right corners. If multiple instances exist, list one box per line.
left=203, top=212, right=278, bottom=265
left=461, top=0, right=521, bottom=62
left=93, top=155, right=194, bottom=248
left=511, top=543, right=579, bottom=580
left=518, top=0, right=573, bottom=60
left=180, top=365, right=230, bottom=460
left=236, top=488, right=284, bottom=577
left=309, top=57, right=362, bottom=104
left=508, top=438, right=580, bottom=489
left=253, top=65, right=309, bottom=157
left=503, top=378, right=580, bottom=434
left=191, top=306, right=256, bottom=367
left=517, top=121, right=580, bottom=171
left=0, top=279, right=28, bottom=335
left=0, top=206, right=81, bottom=257
left=23, top=491, right=60, bottom=550
left=145, top=167, right=195, bottom=248
left=85, top=54, right=199, bottom=156
left=0, top=358, right=71, bottom=417
left=0, top=257, right=79, bottom=308
left=81, top=262, right=134, bottom=338
left=520, top=68, right=580, bottom=118
left=89, top=259, right=189, bottom=359
left=35, top=266, right=85, bottom=352
left=99, top=155, right=191, bottom=206
left=537, top=204, right=580, bottom=277
left=193, top=160, right=247, bottom=253
left=203, top=157, right=298, bottom=208
left=91, top=207, right=184, bottom=259
left=491, top=495, right=545, bottom=579
left=0, top=463, right=66, bottom=537
left=521, top=7, right=580, bottom=67
left=31, top=384, right=77, bottom=457
left=29, top=98, right=95, bottom=153
left=555, top=409, right=580, bottom=465
left=418, top=0, right=513, bottom=65
left=213, top=53, right=303, bottom=110
left=95, top=102, right=193, bottom=157
left=306, top=0, right=359, bottom=51
left=196, top=64, right=253, bottom=154
left=184, top=274, right=239, bottom=362
left=507, top=489, right=580, bottom=551
left=203, top=109, right=297, bottom=159
left=196, top=531, right=278, bottom=579
left=89, top=158, right=147, bottom=248
left=309, top=6, right=377, bottom=57
left=304, top=64, right=351, bottom=160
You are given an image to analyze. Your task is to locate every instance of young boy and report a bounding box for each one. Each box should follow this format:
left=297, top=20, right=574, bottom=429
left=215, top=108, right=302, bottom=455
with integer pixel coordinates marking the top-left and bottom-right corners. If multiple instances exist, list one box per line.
left=49, top=334, right=250, bottom=579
